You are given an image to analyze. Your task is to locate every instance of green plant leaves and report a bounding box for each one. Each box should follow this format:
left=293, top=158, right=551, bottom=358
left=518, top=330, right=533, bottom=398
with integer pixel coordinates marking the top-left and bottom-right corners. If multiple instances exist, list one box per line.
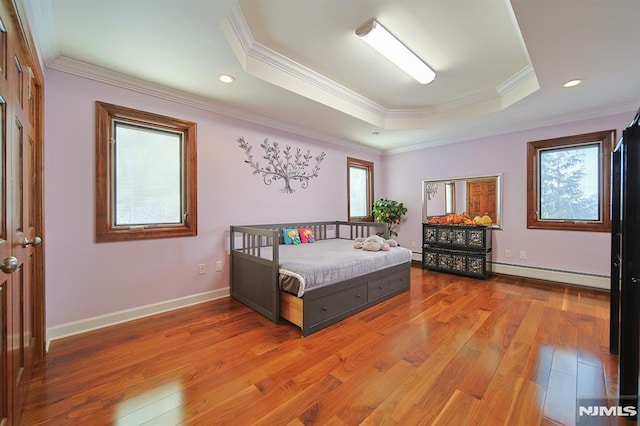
left=372, top=198, right=407, bottom=237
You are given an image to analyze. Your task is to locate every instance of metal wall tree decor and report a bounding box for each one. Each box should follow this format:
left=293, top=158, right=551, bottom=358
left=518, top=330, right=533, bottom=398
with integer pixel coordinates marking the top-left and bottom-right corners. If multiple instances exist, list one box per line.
left=238, top=137, right=326, bottom=193
left=424, top=182, right=438, bottom=200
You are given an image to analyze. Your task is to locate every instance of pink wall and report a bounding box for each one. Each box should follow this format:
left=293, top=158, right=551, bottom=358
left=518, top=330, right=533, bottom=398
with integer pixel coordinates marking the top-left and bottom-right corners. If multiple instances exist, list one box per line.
left=44, top=69, right=382, bottom=327
left=383, top=112, right=634, bottom=276
left=45, top=66, right=633, bottom=329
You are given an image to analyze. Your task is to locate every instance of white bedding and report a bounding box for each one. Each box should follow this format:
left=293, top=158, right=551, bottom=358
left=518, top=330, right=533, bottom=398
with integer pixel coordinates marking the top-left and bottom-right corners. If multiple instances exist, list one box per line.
left=260, top=239, right=412, bottom=296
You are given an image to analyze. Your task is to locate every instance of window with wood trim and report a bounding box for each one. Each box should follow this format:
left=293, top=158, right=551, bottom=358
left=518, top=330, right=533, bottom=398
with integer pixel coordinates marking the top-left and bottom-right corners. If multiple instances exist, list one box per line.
left=527, top=129, right=614, bottom=232
left=95, top=101, right=197, bottom=242
left=347, top=157, right=374, bottom=222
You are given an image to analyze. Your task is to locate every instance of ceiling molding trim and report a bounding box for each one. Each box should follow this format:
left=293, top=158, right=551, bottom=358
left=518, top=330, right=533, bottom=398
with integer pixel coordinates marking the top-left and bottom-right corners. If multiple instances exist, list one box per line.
left=223, top=4, right=388, bottom=127
left=248, top=43, right=388, bottom=116
left=381, top=66, right=539, bottom=130
left=497, top=65, right=537, bottom=96
left=224, top=3, right=254, bottom=55
left=220, top=4, right=252, bottom=70
left=386, top=66, right=539, bottom=120
left=382, top=89, right=499, bottom=129
left=496, top=65, right=540, bottom=108
left=384, top=101, right=638, bottom=155
left=19, top=0, right=59, bottom=65
left=223, top=3, right=539, bottom=132
left=46, top=56, right=382, bottom=156
left=430, top=89, right=498, bottom=115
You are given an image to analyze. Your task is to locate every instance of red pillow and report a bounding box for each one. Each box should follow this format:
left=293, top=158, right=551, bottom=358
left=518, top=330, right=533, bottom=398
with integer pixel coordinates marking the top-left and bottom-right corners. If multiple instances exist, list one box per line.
left=298, top=227, right=315, bottom=243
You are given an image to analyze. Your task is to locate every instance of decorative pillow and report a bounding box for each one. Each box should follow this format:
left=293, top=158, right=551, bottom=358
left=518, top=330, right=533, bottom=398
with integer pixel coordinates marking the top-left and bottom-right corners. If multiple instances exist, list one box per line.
left=298, top=227, right=315, bottom=243
left=283, top=228, right=301, bottom=245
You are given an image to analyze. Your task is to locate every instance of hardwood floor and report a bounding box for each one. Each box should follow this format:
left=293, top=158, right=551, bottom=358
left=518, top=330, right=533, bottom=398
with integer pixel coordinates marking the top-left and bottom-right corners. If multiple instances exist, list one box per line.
left=21, top=265, right=629, bottom=425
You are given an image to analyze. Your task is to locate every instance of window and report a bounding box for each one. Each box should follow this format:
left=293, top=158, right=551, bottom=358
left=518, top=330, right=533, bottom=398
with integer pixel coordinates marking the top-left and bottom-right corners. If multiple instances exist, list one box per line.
left=347, top=157, right=374, bottom=221
left=445, top=182, right=455, bottom=214
left=527, top=129, right=614, bottom=232
left=95, top=101, right=197, bottom=242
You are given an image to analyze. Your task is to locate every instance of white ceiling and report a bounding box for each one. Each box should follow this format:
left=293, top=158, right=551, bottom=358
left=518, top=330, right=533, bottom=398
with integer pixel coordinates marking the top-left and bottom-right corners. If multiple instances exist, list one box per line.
left=24, top=0, right=640, bottom=154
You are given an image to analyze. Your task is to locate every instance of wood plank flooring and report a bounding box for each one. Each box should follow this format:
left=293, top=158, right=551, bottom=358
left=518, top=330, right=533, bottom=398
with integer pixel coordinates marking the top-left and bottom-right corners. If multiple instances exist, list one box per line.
left=21, top=265, right=630, bottom=425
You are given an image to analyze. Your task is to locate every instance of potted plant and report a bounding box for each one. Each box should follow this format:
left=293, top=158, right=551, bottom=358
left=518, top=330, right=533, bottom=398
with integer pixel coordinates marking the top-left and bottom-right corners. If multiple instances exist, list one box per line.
left=372, top=198, right=407, bottom=237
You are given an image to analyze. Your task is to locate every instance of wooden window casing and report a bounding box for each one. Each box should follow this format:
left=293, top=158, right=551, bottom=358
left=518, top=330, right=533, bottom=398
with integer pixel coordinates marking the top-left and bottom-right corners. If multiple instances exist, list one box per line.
left=527, top=129, right=614, bottom=232
left=95, top=101, right=197, bottom=242
left=347, top=157, right=374, bottom=222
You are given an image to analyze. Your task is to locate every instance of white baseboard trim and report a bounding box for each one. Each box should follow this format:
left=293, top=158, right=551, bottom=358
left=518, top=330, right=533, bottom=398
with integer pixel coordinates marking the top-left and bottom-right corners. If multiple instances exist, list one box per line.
left=411, top=252, right=609, bottom=290
left=46, top=287, right=230, bottom=351
left=47, top=255, right=610, bottom=350
left=491, top=262, right=609, bottom=290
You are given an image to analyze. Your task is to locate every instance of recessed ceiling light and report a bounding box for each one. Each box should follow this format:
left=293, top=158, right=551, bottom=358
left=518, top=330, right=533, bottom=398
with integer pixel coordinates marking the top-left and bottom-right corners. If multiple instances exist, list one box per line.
left=563, top=79, right=582, bottom=88
left=219, top=74, right=235, bottom=83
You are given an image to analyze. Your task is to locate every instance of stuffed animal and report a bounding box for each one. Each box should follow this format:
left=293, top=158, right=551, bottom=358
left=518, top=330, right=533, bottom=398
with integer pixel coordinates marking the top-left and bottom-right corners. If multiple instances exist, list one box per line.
left=353, top=235, right=399, bottom=251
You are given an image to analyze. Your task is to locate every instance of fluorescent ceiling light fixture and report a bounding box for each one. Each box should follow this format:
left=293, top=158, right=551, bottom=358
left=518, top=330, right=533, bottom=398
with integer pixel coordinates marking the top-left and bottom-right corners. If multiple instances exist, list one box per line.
left=356, top=19, right=436, bottom=85
left=563, top=79, right=582, bottom=88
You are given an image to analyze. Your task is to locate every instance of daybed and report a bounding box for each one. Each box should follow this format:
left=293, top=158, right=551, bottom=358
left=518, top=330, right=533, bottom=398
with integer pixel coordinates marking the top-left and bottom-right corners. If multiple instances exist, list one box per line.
left=229, top=221, right=412, bottom=336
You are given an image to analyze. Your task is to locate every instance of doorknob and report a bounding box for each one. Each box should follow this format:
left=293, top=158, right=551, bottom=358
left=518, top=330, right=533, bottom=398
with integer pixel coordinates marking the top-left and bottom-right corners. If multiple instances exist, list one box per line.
left=0, top=256, right=18, bottom=274
left=22, top=236, right=42, bottom=248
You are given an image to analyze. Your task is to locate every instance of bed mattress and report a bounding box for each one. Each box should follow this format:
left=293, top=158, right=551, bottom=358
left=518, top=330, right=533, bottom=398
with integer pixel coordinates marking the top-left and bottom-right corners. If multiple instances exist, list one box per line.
left=260, top=239, right=412, bottom=296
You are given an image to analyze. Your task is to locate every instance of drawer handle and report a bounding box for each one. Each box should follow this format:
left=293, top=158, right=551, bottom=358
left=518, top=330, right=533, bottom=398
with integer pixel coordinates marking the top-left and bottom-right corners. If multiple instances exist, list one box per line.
left=378, top=286, right=383, bottom=290
left=322, top=307, right=328, bottom=311
left=356, top=294, right=361, bottom=298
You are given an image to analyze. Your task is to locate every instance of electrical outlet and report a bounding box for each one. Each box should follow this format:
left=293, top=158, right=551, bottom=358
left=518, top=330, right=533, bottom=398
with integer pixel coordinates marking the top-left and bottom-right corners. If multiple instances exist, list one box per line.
left=519, top=251, right=527, bottom=259
left=216, top=260, right=223, bottom=272
left=198, top=264, right=206, bottom=275
left=411, top=241, right=417, bottom=249
left=505, top=249, right=511, bottom=258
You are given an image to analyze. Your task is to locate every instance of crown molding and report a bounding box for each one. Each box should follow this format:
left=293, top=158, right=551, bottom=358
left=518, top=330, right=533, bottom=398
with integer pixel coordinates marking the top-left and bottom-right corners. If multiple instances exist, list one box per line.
left=225, top=4, right=384, bottom=116
left=223, top=2, right=540, bottom=131
left=46, top=56, right=382, bottom=156
left=18, top=0, right=59, bottom=66
left=42, top=58, right=640, bottom=156
left=497, top=66, right=537, bottom=97
left=22, top=0, right=378, bottom=155
left=221, top=5, right=388, bottom=127
left=384, top=100, right=638, bottom=155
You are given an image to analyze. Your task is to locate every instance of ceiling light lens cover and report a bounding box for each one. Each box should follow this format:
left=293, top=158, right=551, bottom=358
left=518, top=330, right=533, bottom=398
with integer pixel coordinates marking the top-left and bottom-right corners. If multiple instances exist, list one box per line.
left=357, top=19, right=436, bottom=85
left=219, top=74, right=235, bottom=83
left=563, top=79, right=582, bottom=88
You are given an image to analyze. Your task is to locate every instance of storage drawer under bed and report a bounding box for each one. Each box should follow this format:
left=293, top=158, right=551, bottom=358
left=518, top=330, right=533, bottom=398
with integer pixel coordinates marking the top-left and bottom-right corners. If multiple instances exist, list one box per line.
left=307, top=283, right=368, bottom=326
left=301, top=263, right=410, bottom=335
left=368, top=272, right=410, bottom=302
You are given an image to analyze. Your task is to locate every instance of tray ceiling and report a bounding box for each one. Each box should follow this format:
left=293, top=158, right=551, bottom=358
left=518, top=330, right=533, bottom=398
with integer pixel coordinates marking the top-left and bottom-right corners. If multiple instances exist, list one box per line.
left=24, top=0, right=640, bottom=153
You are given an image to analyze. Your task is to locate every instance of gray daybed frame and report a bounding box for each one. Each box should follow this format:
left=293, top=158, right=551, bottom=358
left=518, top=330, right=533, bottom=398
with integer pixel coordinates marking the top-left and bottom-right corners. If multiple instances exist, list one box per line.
left=229, top=221, right=411, bottom=336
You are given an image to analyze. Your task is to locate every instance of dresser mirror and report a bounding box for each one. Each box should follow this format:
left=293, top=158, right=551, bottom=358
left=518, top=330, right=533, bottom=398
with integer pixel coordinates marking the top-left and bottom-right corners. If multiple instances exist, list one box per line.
left=422, top=174, right=502, bottom=228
